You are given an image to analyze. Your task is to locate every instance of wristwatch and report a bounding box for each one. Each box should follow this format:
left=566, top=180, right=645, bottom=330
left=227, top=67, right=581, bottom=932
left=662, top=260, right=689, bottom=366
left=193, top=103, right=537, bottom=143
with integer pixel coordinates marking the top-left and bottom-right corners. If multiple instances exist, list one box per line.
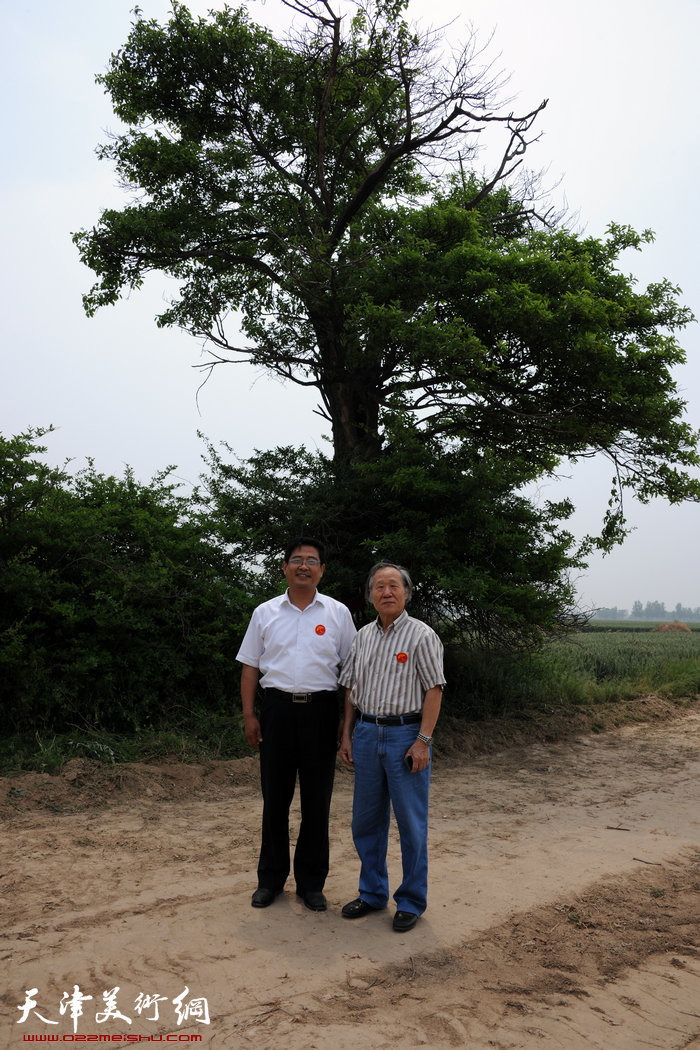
left=416, top=732, right=433, bottom=745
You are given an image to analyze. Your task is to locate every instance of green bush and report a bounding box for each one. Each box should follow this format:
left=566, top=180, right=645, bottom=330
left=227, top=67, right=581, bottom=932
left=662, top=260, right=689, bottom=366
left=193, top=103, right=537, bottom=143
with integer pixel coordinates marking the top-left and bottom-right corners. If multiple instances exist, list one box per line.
left=0, top=429, right=257, bottom=737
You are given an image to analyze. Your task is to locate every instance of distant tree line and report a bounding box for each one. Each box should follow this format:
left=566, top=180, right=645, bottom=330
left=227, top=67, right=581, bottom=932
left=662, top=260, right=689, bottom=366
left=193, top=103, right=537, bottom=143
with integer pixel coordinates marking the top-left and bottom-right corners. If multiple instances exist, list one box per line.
left=592, top=602, right=700, bottom=622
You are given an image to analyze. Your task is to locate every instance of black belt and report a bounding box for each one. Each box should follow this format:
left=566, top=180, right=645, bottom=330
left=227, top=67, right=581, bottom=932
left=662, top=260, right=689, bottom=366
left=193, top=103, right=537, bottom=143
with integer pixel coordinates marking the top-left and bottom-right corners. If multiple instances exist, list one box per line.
left=359, top=712, right=422, bottom=726
left=265, top=688, right=338, bottom=704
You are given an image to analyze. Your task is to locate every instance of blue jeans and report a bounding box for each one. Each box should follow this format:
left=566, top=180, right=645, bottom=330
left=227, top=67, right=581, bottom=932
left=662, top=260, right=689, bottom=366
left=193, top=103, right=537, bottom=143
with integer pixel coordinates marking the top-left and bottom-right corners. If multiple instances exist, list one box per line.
left=351, top=720, right=431, bottom=915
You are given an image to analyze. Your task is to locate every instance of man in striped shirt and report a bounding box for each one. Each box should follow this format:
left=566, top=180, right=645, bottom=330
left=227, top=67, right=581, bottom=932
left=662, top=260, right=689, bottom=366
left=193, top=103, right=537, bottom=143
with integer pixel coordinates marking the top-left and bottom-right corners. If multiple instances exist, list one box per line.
left=338, top=562, right=445, bottom=932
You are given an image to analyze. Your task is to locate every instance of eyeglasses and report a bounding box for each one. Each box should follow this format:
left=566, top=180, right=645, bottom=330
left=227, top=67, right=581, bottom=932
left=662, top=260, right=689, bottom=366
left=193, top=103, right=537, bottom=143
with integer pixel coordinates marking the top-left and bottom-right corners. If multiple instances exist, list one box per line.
left=287, top=556, right=321, bottom=567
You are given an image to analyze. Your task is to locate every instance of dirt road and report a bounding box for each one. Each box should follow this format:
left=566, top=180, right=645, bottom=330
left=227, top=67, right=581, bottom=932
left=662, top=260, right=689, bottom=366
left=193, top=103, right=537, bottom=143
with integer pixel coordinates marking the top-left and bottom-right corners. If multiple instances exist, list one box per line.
left=2, top=701, right=700, bottom=1048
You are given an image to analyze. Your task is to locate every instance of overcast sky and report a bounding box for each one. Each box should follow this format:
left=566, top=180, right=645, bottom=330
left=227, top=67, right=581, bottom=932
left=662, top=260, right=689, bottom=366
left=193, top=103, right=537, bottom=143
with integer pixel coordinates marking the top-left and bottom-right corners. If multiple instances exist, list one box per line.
left=2, top=0, right=698, bottom=613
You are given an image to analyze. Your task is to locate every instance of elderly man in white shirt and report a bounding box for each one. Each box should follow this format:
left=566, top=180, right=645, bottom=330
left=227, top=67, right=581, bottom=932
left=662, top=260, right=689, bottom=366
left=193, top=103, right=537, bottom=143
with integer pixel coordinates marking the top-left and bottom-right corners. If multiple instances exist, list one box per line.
left=236, top=537, right=356, bottom=912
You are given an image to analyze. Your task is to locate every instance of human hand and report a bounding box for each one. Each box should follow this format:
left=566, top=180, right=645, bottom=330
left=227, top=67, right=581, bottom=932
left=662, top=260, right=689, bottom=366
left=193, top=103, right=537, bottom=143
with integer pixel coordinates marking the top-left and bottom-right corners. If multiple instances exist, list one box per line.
left=244, top=714, right=263, bottom=750
left=406, top=740, right=430, bottom=772
left=338, top=735, right=354, bottom=768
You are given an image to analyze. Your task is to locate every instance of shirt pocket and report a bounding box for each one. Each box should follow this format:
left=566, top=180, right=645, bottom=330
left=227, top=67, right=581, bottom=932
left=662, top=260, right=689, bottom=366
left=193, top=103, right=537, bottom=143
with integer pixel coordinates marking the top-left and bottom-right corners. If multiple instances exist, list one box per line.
left=393, top=650, right=410, bottom=672
left=311, top=625, right=342, bottom=665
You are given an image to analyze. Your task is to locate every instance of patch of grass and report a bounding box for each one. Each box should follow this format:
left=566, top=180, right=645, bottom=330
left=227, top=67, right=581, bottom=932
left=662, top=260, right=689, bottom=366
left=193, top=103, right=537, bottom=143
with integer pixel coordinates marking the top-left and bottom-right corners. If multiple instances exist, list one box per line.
left=439, top=631, right=700, bottom=746
left=4, top=630, right=700, bottom=773
left=443, top=646, right=588, bottom=721
left=0, top=710, right=249, bottom=775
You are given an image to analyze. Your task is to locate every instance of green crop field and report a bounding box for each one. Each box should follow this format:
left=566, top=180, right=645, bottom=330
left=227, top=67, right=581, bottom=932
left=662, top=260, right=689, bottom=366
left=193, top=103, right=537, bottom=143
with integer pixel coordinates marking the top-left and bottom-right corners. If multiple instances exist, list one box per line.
left=541, top=628, right=700, bottom=699
left=444, top=624, right=700, bottom=723
left=584, top=620, right=700, bottom=633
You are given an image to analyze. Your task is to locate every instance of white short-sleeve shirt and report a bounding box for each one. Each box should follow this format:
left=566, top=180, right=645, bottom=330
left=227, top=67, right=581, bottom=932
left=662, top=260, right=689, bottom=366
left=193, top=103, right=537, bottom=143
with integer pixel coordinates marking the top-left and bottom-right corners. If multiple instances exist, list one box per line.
left=236, top=590, right=357, bottom=692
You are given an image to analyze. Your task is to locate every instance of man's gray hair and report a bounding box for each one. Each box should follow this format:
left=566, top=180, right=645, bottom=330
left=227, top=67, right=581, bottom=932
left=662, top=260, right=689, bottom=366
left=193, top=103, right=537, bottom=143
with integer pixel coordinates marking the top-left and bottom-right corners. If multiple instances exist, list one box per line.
left=365, top=562, right=413, bottom=602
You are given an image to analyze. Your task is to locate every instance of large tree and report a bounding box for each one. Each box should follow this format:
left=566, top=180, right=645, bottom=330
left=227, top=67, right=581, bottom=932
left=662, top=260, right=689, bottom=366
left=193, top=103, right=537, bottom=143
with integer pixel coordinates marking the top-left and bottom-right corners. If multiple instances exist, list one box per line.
left=75, top=0, right=699, bottom=632
left=74, top=0, right=551, bottom=465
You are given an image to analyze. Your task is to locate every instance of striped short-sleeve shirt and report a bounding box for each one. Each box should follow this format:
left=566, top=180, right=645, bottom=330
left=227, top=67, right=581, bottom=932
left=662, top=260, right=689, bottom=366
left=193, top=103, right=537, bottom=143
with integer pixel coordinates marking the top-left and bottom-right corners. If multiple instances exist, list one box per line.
left=339, top=610, right=445, bottom=717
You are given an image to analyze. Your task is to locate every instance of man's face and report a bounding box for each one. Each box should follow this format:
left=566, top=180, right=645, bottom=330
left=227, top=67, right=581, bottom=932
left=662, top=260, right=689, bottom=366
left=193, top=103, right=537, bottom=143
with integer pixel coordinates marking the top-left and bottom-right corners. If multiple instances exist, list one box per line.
left=283, top=545, right=325, bottom=591
left=370, top=567, right=407, bottom=621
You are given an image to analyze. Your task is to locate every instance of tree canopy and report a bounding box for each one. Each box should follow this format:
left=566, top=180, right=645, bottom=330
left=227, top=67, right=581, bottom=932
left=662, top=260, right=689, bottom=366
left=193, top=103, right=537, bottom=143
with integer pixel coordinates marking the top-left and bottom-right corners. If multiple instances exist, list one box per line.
left=202, top=419, right=582, bottom=645
left=74, top=0, right=552, bottom=463
left=74, top=0, right=700, bottom=638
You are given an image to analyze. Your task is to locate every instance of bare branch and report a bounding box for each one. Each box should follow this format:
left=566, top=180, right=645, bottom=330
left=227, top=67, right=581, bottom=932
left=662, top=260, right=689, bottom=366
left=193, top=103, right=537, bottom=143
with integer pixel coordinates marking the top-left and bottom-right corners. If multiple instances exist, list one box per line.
left=316, top=3, right=342, bottom=211
left=281, top=0, right=338, bottom=27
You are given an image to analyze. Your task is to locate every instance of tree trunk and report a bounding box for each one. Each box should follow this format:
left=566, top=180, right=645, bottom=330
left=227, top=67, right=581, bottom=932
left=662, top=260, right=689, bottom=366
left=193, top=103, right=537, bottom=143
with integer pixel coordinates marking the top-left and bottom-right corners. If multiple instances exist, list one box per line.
left=311, top=305, right=383, bottom=465
left=323, top=376, right=382, bottom=465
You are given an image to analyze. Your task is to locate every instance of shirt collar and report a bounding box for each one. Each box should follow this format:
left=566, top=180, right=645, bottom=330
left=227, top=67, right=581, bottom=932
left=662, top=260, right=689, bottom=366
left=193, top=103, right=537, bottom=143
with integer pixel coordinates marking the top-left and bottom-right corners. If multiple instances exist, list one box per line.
left=283, top=588, right=322, bottom=608
left=373, top=608, right=409, bottom=631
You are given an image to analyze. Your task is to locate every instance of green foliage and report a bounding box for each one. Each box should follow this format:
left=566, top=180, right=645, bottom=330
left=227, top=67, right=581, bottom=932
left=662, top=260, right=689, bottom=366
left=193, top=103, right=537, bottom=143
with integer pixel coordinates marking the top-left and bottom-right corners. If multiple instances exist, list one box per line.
left=3, top=421, right=699, bottom=772
left=0, top=429, right=256, bottom=737
left=442, top=645, right=587, bottom=720
left=585, top=620, right=700, bottom=631
left=72, top=0, right=551, bottom=467
left=72, top=0, right=699, bottom=644
left=202, top=416, right=581, bottom=644
left=349, top=195, right=700, bottom=549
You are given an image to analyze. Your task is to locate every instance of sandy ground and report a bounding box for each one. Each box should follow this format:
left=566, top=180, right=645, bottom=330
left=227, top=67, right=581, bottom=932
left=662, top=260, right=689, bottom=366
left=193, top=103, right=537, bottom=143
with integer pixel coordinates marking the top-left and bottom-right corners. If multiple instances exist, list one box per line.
left=2, top=700, right=700, bottom=1049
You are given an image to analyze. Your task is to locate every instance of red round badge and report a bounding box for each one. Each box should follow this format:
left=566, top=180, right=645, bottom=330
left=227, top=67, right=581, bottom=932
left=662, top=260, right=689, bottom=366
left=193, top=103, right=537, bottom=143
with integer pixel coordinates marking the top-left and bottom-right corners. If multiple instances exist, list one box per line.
left=315, top=624, right=326, bottom=635
left=396, top=652, right=408, bottom=663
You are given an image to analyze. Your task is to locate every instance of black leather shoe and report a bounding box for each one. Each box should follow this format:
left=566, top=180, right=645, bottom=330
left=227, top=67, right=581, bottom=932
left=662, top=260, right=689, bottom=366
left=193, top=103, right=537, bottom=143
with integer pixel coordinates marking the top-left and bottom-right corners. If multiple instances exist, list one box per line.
left=393, top=910, right=418, bottom=932
left=251, top=887, right=278, bottom=908
left=297, top=890, right=327, bottom=911
left=341, top=897, right=376, bottom=919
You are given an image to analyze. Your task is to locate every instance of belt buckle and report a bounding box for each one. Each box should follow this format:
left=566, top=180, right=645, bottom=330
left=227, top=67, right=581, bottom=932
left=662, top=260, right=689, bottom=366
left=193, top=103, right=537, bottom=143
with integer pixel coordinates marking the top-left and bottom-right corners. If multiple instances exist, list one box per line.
left=376, top=715, right=389, bottom=725
left=292, top=692, right=311, bottom=703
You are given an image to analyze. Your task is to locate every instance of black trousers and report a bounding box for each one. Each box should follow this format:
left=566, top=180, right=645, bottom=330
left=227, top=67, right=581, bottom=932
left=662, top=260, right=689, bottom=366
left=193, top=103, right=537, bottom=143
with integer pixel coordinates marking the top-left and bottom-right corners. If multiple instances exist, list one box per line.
left=257, top=691, right=339, bottom=893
